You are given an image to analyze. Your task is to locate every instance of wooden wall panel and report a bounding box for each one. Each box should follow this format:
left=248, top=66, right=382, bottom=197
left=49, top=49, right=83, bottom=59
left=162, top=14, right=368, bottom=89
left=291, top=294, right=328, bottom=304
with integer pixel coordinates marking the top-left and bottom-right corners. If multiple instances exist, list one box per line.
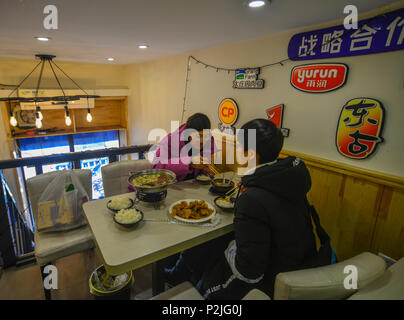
left=75, top=99, right=122, bottom=129
left=306, top=166, right=382, bottom=260
left=371, top=188, right=404, bottom=260
left=211, top=135, right=404, bottom=261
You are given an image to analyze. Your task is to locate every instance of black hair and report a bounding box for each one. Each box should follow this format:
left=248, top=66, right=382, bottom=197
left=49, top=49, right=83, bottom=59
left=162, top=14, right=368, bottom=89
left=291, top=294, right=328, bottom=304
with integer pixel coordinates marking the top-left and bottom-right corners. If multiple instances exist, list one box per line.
left=185, top=113, right=211, bottom=132
left=238, top=118, right=284, bottom=164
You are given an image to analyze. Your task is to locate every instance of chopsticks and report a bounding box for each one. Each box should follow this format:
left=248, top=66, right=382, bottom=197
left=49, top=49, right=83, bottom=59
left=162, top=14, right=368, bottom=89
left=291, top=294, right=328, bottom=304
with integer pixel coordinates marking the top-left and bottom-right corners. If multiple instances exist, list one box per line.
left=223, top=185, right=237, bottom=200
left=208, top=164, right=220, bottom=176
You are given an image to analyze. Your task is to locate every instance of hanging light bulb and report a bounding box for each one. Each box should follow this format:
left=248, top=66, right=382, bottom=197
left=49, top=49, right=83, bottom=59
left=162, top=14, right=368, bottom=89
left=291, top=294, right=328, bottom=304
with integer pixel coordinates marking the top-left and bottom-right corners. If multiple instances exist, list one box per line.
left=10, top=115, right=17, bottom=127
left=9, top=101, right=17, bottom=126
left=35, top=117, right=42, bottom=129
left=35, top=105, right=43, bottom=120
left=65, top=105, right=72, bottom=126
left=65, top=115, right=72, bottom=126
left=86, top=109, right=92, bottom=122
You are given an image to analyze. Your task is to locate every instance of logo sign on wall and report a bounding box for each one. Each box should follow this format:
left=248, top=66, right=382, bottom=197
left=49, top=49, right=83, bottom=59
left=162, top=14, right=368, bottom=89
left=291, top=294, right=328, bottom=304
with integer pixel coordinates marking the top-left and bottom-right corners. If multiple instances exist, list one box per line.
left=266, top=104, right=290, bottom=137
left=336, top=98, right=384, bottom=159
left=288, top=8, right=404, bottom=61
left=218, top=98, right=239, bottom=134
left=290, top=63, right=348, bottom=93
left=233, top=68, right=264, bottom=89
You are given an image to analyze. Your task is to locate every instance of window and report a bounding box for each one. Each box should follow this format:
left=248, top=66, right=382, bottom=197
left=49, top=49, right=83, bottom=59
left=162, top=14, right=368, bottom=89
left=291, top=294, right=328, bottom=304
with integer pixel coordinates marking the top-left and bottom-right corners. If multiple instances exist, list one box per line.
left=19, top=135, right=72, bottom=180
left=18, top=130, right=120, bottom=199
left=73, top=131, right=119, bottom=199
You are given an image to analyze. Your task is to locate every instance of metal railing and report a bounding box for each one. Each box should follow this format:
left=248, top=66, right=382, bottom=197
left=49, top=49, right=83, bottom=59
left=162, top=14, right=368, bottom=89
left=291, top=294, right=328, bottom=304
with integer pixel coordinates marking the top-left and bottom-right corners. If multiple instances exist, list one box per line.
left=0, top=144, right=152, bottom=267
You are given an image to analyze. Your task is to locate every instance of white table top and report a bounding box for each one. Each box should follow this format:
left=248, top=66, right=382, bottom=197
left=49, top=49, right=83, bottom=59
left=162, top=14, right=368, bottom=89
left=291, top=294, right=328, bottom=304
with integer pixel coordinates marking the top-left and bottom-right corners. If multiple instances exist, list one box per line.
left=83, top=180, right=235, bottom=275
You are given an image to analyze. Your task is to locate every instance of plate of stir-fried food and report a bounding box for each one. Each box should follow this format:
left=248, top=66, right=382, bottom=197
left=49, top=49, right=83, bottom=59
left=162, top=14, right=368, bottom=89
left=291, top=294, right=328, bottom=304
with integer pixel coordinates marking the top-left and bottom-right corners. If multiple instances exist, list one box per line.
left=169, top=199, right=216, bottom=223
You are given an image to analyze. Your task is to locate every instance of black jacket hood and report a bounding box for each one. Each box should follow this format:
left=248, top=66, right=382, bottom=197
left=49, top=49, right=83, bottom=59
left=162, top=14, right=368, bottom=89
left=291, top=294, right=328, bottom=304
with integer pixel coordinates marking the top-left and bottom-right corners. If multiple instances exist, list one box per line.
left=241, top=156, right=311, bottom=203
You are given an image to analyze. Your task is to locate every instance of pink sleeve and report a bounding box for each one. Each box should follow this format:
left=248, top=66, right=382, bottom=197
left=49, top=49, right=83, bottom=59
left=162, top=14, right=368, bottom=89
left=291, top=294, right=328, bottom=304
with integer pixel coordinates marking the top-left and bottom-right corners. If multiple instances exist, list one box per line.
left=152, top=155, right=193, bottom=182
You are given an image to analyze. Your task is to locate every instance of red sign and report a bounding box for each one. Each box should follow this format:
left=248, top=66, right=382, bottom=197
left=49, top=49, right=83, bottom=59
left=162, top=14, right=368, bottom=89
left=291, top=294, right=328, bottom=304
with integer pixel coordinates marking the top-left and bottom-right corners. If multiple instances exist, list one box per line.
left=290, top=63, right=348, bottom=93
left=266, top=104, right=290, bottom=137
left=266, top=104, right=284, bottom=128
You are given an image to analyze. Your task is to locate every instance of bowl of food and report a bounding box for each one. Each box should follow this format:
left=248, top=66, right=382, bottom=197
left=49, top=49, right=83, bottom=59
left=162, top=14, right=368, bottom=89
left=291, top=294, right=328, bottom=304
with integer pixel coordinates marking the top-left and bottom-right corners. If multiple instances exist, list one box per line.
left=214, top=197, right=235, bottom=212
left=195, top=174, right=212, bottom=184
left=113, top=208, right=144, bottom=228
left=128, top=169, right=177, bottom=194
left=106, top=197, right=135, bottom=214
left=211, top=179, right=235, bottom=193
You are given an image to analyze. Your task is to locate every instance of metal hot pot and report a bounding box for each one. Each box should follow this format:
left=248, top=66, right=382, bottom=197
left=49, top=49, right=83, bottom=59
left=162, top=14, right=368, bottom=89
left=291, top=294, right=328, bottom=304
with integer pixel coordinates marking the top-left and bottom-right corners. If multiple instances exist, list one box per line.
left=128, top=169, right=177, bottom=203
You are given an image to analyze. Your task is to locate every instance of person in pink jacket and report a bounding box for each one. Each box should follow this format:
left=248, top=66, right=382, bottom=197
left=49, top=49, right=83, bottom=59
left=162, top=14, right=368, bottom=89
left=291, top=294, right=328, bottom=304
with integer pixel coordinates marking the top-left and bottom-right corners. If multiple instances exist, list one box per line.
left=151, top=113, right=217, bottom=181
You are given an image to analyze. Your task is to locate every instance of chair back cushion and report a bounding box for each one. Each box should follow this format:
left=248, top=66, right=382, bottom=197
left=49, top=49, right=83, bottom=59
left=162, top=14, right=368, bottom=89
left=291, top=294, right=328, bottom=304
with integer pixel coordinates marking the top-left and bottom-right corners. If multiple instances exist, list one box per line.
left=101, top=160, right=152, bottom=197
left=274, top=252, right=386, bottom=300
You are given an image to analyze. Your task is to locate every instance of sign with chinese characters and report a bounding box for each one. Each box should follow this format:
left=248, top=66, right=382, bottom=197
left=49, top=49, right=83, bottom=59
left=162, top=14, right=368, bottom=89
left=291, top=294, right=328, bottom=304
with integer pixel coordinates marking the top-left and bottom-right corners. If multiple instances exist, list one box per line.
left=336, top=98, right=384, bottom=159
left=218, top=98, right=239, bottom=134
left=288, top=8, right=404, bottom=60
left=266, top=104, right=290, bottom=137
left=290, top=63, right=348, bottom=93
left=233, top=68, right=264, bottom=89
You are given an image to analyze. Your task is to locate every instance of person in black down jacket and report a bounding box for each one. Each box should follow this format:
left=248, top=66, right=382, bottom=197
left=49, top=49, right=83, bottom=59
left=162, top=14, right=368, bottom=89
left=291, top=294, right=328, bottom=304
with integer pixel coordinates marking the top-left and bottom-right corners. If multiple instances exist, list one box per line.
left=165, top=118, right=319, bottom=299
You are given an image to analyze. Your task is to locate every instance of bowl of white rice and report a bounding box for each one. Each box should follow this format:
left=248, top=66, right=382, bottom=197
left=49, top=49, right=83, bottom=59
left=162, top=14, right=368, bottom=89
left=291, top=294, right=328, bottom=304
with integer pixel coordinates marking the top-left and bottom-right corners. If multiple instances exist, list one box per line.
left=113, top=208, right=144, bottom=228
left=107, top=197, right=134, bottom=213
left=214, top=197, right=235, bottom=212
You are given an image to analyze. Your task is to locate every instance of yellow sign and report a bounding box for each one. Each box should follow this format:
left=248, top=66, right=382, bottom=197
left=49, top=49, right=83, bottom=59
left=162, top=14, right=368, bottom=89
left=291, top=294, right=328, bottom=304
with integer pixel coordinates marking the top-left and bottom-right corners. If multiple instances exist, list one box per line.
left=218, top=98, right=239, bottom=126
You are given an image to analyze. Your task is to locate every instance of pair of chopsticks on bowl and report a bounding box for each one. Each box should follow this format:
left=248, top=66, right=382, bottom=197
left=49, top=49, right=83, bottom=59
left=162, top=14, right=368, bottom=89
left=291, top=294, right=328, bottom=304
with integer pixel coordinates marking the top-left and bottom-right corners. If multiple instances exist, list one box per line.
left=224, top=185, right=238, bottom=200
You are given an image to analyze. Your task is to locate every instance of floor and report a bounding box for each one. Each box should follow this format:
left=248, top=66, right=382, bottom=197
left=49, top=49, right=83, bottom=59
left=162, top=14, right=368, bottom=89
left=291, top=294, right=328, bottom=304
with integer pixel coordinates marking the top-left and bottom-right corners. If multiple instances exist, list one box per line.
left=0, top=249, right=154, bottom=300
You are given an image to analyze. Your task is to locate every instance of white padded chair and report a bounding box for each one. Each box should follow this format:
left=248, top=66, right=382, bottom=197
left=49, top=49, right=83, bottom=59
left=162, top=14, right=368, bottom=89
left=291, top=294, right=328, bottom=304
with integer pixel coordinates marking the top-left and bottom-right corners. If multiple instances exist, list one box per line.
left=348, top=256, right=404, bottom=300
left=26, top=169, right=95, bottom=299
left=152, top=252, right=389, bottom=300
left=273, top=252, right=386, bottom=300
left=101, top=159, right=152, bottom=197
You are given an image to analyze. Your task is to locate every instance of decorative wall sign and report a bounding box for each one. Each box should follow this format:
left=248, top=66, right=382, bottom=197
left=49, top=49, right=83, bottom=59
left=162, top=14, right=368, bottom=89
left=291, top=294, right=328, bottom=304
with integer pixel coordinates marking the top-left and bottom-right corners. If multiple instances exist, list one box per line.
left=266, top=104, right=290, bottom=137
left=233, top=68, right=264, bottom=89
left=290, top=63, right=348, bottom=93
left=336, top=98, right=384, bottom=159
left=288, top=8, right=404, bottom=61
left=218, top=98, right=239, bottom=134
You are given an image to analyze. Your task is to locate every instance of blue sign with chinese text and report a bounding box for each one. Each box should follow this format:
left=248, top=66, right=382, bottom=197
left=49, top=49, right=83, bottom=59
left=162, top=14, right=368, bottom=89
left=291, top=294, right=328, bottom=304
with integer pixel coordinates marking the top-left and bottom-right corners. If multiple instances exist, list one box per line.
left=288, top=8, right=404, bottom=60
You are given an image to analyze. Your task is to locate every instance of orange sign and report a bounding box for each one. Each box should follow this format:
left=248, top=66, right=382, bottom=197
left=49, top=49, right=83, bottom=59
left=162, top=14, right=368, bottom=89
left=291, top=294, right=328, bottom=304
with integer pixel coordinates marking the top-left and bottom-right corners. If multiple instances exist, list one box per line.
left=336, top=98, right=384, bottom=159
left=218, top=98, right=239, bottom=126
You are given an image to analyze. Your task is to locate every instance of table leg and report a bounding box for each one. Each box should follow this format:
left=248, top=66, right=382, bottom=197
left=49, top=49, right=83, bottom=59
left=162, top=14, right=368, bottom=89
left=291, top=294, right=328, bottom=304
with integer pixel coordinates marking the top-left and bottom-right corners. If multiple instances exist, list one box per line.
left=152, top=260, right=165, bottom=296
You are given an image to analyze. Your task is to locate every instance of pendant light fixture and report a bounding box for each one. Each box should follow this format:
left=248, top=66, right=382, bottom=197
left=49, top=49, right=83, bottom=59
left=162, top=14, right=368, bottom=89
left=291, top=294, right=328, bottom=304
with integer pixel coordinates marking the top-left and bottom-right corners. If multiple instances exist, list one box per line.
left=35, top=112, right=42, bottom=128
left=1, top=54, right=99, bottom=128
left=86, top=97, right=92, bottom=122
left=9, top=113, right=17, bottom=127
left=64, top=105, right=72, bottom=126
left=36, top=105, right=43, bottom=120
left=86, top=109, right=92, bottom=122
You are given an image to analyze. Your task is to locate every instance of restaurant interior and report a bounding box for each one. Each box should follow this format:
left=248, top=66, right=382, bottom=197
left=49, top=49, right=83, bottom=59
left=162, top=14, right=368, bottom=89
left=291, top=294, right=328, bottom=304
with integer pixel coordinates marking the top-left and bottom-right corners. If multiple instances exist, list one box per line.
left=0, top=0, right=403, bottom=301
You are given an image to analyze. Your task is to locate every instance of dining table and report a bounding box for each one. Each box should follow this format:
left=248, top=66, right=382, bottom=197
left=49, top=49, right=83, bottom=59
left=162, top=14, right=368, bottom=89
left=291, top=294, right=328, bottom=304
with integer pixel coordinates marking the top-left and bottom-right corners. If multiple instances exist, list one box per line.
left=82, top=179, right=236, bottom=296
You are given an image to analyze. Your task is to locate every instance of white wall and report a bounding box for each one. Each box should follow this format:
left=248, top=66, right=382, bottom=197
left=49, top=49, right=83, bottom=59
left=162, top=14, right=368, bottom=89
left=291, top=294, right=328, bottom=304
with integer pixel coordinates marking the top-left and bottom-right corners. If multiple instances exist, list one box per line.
left=127, top=4, right=404, bottom=178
